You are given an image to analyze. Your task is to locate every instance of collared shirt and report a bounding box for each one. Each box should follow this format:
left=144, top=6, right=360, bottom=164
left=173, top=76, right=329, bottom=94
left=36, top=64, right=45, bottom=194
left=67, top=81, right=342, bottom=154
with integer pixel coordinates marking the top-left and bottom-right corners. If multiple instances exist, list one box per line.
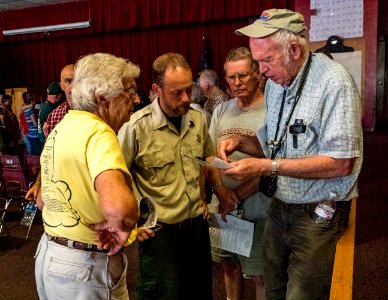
left=264, top=53, right=363, bottom=203
left=45, top=101, right=70, bottom=136
left=38, top=98, right=64, bottom=142
left=118, top=99, right=214, bottom=224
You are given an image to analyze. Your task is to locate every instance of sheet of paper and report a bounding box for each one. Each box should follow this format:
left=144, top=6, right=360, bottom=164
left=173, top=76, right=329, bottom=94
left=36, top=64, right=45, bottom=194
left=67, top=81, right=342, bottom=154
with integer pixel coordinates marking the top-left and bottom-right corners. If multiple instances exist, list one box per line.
left=208, top=213, right=254, bottom=257
left=181, top=153, right=232, bottom=169
left=207, top=157, right=232, bottom=169
left=257, top=125, right=270, bottom=158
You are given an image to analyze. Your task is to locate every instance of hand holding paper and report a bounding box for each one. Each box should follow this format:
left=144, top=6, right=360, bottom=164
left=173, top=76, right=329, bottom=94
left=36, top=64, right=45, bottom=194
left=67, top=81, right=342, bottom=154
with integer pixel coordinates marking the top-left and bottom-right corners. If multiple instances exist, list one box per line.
left=208, top=157, right=232, bottom=169
left=181, top=152, right=232, bottom=169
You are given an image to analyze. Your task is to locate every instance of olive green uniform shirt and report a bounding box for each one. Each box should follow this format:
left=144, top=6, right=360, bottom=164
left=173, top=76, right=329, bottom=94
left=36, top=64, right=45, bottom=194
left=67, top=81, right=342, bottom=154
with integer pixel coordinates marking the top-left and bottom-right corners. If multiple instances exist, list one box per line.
left=118, top=99, right=214, bottom=224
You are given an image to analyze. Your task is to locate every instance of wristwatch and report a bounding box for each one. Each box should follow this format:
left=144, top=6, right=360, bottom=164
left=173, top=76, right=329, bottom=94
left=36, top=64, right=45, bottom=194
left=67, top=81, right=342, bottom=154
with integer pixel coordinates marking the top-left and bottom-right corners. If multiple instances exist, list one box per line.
left=269, top=160, right=278, bottom=177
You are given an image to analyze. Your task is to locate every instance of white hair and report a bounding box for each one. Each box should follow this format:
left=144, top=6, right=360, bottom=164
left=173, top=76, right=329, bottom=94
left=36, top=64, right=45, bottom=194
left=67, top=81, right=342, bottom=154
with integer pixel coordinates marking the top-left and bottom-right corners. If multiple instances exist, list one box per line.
left=270, top=29, right=309, bottom=66
left=199, top=69, right=219, bottom=85
left=71, top=53, right=140, bottom=112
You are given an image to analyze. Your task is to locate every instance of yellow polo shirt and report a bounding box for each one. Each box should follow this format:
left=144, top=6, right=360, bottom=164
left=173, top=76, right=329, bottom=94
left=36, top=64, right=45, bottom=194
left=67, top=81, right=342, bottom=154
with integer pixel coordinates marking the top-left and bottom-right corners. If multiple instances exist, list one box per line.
left=41, top=110, right=136, bottom=245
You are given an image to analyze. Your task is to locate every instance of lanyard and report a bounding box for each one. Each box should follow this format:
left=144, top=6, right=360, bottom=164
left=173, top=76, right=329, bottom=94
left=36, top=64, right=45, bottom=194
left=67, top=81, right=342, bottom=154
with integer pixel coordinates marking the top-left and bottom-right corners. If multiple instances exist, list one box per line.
left=268, top=52, right=312, bottom=159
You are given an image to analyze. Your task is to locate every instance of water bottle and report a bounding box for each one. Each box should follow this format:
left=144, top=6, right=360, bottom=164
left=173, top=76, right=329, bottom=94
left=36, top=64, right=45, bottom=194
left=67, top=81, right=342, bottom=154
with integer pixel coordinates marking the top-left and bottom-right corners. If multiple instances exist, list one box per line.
left=21, top=202, right=37, bottom=226
left=312, top=192, right=338, bottom=225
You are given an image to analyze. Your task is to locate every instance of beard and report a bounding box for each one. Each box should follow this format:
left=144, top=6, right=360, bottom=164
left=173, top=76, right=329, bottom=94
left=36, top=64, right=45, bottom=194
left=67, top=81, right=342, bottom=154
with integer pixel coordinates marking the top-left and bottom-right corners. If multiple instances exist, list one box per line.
left=172, top=103, right=190, bottom=116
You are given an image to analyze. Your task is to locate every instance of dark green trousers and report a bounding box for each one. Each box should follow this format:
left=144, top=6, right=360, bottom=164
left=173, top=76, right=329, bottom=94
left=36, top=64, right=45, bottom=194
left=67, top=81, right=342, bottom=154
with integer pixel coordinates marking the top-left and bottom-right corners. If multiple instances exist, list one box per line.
left=136, top=216, right=213, bottom=300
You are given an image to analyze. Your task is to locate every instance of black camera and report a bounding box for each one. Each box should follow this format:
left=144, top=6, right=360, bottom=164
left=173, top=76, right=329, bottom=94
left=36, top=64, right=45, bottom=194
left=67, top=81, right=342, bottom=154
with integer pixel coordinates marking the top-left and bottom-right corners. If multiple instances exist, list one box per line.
left=289, top=119, right=306, bottom=135
left=259, top=174, right=278, bottom=198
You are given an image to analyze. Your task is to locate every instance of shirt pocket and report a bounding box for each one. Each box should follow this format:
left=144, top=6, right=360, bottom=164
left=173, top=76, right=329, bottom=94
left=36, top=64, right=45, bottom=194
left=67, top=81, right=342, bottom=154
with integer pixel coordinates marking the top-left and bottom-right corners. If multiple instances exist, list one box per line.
left=285, top=127, right=315, bottom=157
left=190, top=144, right=204, bottom=160
left=180, top=144, right=204, bottom=185
left=142, top=150, right=176, bottom=186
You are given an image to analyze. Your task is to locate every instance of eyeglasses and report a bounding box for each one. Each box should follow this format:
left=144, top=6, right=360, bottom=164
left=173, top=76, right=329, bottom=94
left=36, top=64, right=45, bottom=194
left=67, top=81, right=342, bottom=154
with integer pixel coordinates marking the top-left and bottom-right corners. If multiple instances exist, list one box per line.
left=124, top=88, right=138, bottom=100
left=225, top=72, right=254, bottom=84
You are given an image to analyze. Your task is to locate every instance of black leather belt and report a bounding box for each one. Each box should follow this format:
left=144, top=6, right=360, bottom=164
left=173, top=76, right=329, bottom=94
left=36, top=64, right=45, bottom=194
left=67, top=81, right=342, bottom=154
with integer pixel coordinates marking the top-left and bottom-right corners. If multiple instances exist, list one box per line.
left=46, top=233, right=108, bottom=253
left=273, top=197, right=351, bottom=210
left=157, top=215, right=203, bottom=230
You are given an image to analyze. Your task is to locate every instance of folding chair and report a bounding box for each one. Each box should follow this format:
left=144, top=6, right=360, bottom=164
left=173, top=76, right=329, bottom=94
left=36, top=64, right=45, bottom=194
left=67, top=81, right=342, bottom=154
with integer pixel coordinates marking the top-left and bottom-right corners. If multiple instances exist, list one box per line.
left=0, top=168, right=33, bottom=239
left=24, top=155, right=40, bottom=182
left=0, top=155, right=23, bottom=170
left=0, top=197, right=16, bottom=248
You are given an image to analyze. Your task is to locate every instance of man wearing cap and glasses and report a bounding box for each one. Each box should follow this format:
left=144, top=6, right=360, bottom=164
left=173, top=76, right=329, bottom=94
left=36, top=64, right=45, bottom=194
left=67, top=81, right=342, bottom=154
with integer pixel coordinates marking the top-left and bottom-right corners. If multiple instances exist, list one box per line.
left=217, top=9, right=363, bottom=299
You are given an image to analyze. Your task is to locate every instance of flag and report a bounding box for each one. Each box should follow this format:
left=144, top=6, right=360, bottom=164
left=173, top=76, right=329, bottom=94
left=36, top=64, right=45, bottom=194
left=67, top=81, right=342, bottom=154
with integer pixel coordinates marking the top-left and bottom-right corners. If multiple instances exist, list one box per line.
left=199, top=35, right=209, bottom=71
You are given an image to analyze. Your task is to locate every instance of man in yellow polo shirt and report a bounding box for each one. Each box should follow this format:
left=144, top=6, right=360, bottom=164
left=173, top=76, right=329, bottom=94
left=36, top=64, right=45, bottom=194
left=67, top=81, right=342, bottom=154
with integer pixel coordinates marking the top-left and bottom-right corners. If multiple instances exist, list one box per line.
left=35, top=53, right=140, bottom=300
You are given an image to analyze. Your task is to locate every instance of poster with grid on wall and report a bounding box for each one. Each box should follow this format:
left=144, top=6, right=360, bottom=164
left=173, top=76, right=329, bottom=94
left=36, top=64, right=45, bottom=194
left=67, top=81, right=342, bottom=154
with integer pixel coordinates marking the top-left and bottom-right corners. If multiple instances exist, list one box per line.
left=309, top=0, right=363, bottom=41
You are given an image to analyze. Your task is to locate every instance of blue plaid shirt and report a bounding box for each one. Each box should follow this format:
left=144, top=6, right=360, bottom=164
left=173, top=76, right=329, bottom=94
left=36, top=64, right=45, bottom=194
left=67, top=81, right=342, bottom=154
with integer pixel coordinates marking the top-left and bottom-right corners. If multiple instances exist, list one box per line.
left=264, top=53, right=363, bottom=203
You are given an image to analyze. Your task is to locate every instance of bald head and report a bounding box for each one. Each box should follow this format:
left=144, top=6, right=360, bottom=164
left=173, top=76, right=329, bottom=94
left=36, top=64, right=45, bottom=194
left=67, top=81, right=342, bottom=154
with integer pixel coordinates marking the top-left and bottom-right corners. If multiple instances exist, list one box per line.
left=60, top=64, right=74, bottom=105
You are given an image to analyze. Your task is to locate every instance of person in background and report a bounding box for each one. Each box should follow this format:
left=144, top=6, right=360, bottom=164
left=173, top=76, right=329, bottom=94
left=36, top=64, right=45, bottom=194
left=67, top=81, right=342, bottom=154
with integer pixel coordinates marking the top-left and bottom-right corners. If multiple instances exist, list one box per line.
left=217, top=8, right=363, bottom=299
left=43, top=64, right=74, bottom=137
left=118, top=53, right=237, bottom=300
left=26, top=64, right=74, bottom=200
left=190, top=83, right=211, bottom=125
left=35, top=52, right=140, bottom=299
left=198, top=68, right=229, bottom=116
left=21, top=91, right=41, bottom=155
left=209, top=47, right=269, bottom=300
left=19, top=105, right=30, bottom=154
left=37, top=81, right=64, bottom=143
left=0, top=94, right=20, bottom=154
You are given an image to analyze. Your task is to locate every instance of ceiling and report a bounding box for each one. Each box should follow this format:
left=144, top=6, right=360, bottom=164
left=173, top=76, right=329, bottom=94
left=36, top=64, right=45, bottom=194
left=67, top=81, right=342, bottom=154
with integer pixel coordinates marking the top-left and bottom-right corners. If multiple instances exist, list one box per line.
left=0, top=0, right=76, bottom=11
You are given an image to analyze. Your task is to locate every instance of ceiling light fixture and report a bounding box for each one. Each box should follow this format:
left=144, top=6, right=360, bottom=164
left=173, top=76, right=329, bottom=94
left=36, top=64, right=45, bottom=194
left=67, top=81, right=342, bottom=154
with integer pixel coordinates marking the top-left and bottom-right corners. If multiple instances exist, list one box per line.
left=2, top=21, right=90, bottom=36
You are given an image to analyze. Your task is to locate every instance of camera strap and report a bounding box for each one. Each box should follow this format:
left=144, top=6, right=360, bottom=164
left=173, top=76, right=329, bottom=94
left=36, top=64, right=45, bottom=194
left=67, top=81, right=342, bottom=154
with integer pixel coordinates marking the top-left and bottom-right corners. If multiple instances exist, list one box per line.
left=269, top=52, right=312, bottom=159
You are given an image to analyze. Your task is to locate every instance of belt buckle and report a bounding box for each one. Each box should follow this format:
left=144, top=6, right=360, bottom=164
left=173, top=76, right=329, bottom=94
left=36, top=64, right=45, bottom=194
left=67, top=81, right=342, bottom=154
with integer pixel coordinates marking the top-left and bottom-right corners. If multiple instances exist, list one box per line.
left=86, top=244, right=95, bottom=251
left=67, top=239, right=75, bottom=248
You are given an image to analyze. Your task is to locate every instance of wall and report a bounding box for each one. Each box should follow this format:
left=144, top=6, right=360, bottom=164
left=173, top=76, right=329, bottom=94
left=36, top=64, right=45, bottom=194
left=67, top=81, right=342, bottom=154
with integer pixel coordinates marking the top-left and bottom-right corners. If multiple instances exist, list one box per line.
left=1, top=0, right=377, bottom=130
left=296, top=0, right=378, bottom=131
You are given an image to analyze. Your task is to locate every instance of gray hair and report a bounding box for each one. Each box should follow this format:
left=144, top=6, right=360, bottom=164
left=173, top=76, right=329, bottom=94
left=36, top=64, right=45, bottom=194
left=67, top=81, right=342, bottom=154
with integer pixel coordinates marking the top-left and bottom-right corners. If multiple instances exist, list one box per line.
left=224, top=47, right=259, bottom=73
left=199, top=69, right=219, bottom=85
left=190, top=83, right=205, bottom=105
left=270, top=29, right=309, bottom=66
left=71, top=53, right=140, bottom=112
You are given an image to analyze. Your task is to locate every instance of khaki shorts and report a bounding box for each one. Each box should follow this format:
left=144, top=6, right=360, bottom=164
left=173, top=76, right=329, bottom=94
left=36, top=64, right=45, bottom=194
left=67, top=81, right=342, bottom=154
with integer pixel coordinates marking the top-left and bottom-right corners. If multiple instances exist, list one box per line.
left=211, top=217, right=266, bottom=276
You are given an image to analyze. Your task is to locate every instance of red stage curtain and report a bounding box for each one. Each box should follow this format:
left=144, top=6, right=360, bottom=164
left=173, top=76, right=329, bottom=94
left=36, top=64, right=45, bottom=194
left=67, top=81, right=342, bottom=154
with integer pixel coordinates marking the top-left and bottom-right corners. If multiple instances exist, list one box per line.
left=0, top=0, right=294, bottom=99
